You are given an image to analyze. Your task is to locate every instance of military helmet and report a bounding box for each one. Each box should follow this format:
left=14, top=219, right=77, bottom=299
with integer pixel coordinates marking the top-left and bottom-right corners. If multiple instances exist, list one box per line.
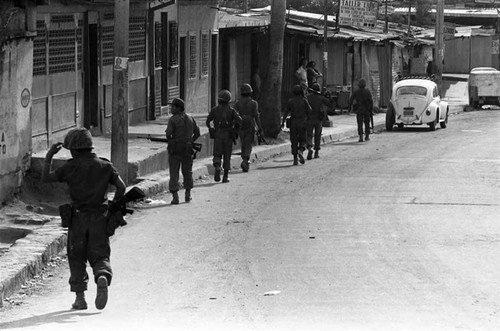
left=311, top=83, right=321, bottom=92
left=218, top=89, right=232, bottom=103
left=240, top=83, right=253, bottom=95
left=63, top=128, right=94, bottom=150
left=358, top=78, right=367, bottom=88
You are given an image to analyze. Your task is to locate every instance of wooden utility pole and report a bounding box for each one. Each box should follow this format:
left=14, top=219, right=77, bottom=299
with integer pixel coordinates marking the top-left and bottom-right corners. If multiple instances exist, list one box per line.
left=407, top=0, right=411, bottom=34
left=111, top=0, right=130, bottom=184
left=323, top=0, right=328, bottom=89
left=384, top=0, right=388, bottom=33
left=435, top=0, right=444, bottom=87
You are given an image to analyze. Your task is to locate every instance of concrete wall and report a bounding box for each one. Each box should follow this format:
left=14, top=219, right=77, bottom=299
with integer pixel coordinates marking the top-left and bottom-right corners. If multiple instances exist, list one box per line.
left=0, top=39, right=34, bottom=203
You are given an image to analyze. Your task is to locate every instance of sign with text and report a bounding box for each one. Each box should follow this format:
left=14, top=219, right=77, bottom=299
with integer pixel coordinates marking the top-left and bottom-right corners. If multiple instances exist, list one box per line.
left=339, top=0, right=379, bottom=29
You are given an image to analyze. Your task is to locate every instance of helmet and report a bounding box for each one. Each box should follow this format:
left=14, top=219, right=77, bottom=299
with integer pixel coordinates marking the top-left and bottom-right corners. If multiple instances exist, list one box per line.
left=358, top=78, right=367, bottom=88
left=240, top=83, right=253, bottom=95
left=218, top=89, right=232, bottom=103
left=311, top=83, right=321, bottom=92
left=63, top=128, right=94, bottom=150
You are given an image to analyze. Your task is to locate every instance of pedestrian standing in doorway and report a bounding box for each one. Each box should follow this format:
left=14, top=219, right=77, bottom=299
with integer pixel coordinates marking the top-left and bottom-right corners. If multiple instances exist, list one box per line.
left=42, top=128, right=126, bottom=311
left=165, top=98, right=201, bottom=204
left=306, top=61, right=323, bottom=87
left=306, top=83, right=331, bottom=159
left=295, top=58, right=308, bottom=95
left=206, top=89, right=242, bottom=183
left=251, top=67, right=262, bottom=102
left=349, top=78, right=373, bottom=142
left=234, top=83, right=262, bottom=172
left=281, top=84, right=312, bottom=165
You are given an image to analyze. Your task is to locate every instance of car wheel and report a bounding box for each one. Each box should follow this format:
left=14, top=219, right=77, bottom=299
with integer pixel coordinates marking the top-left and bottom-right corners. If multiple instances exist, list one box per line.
left=469, top=97, right=478, bottom=108
left=429, top=111, right=438, bottom=131
left=385, top=105, right=395, bottom=131
left=440, top=109, right=448, bottom=128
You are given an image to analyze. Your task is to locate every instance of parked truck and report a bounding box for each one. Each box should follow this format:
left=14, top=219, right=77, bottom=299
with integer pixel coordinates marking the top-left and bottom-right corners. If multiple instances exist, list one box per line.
left=468, top=67, right=500, bottom=108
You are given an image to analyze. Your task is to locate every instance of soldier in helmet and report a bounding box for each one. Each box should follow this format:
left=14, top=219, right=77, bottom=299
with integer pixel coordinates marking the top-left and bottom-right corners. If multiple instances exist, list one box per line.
left=165, top=98, right=201, bottom=204
left=42, top=128, right=126, bottom=311
left=206, top=89, right=242, bottom=183
left=281, top=84, right=312, bottom=165
left=234, top=83, right=262, bottom=173
left=306, top=83, right=332, bottom=159
left=349, top=78, right=373, bottom=142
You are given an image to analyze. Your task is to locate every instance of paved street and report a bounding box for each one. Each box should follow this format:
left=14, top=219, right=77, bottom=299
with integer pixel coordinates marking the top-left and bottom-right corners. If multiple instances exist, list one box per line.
left=0, top=110, right=499, bottom=331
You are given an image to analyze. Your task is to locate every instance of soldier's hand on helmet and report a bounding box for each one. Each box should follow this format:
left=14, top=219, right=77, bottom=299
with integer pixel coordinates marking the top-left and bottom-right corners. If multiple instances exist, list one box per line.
left=47, top=143, right=63, bottom=157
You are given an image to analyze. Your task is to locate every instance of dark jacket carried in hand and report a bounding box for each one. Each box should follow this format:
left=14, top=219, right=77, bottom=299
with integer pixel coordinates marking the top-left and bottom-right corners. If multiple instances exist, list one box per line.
left=349, top=86, right=373, bottom=115
left=307, top=92, right=331, bottom=121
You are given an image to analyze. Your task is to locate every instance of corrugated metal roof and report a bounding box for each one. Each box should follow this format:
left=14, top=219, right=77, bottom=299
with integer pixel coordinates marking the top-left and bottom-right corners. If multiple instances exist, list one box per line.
left=218, top=10, right=270, bottom=29
left=394, top=6, right=499, bottom=18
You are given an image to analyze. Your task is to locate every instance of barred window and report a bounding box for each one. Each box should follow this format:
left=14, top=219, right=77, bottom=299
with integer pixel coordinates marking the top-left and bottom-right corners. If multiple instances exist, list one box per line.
left=189, top=34, right=197, bottom=79
left=33, top=20, right=47, bottom=76
left=155, top=22, right=162, bottom=67
left=48, top=28, right=76, bottom=74
left=200, top=32, right=209, bottom=77
left=169, top=21, right=178, bottom=67
left=129, top=15, right=146, bottom=62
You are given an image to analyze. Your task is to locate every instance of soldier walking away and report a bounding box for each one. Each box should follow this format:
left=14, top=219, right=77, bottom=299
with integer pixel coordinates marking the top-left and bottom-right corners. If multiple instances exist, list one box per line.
left=206, top=89, right=242, bottom=183
left=306, top=83, right=331, bottom=159
left=165, top=98, right=201, bottom=204
left=234, top=83, right=263, bottom=173
left=349, top=78, right=374, bottom=142
left=281, top=84, right=312, bottom=165
left=42, top=128, right=126, bottom=310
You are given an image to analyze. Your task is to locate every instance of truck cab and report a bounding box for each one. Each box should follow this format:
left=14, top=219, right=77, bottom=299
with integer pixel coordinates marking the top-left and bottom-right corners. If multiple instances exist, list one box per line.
left=468, top=67, right=500, bottom=108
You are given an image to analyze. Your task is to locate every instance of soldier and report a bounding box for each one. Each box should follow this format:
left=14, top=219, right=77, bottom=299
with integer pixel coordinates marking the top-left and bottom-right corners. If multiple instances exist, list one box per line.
left=206, top=89, right=242, bottom=183
left=349, top=78, right=374, bottom=142
left=281, top=84, right=312, bottom=165
left=306, top=83, right=331, bottom=159
left=165, top=98, right=201, bottom=204
left=42, top=128, right=126, bottom=311
left=234, top=83, right=263, bottom=173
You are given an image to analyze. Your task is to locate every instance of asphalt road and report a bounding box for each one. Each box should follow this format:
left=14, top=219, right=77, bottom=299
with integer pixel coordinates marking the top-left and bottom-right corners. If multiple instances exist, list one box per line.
left=0, top=110, right=499, bottom=331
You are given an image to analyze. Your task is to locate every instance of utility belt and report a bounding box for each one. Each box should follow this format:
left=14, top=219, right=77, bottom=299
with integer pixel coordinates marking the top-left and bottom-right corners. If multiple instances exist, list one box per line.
left=58, top=204, right=107, bottom=228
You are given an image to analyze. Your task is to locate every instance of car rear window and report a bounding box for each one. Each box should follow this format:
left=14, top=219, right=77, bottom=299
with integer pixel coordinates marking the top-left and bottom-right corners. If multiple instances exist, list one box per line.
left=396, top=86, right=427, bottom=96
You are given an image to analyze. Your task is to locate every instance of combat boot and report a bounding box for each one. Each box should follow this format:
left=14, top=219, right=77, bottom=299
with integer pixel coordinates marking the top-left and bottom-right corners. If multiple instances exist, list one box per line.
left=185, top=189, right=191, bottom=203
left=307, top=149, right=313, bottom=160
left=214, top=166, right=221, bottom=182
left=222, top=170, right=230, bottom=183
left=365, top=134, right=370, bottom=141
left=358, top=135, right=364, bottom=142
left=95, top=275, right=108, bottom=310
left=72, top=292, right=87, bottom=310
left=241, top=159, right=249, bottom=172
left=171, top=191, right=179, bottom=205
left=298, top=150, right=305, bottom=164
left=293, top=155, right=299, bottom=166
left=314, top=150, right=319, bottom=158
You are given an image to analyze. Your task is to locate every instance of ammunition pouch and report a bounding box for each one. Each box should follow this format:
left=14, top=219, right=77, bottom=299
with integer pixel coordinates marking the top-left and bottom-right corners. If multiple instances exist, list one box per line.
left=58, top=204, right=73, bottom=228
left=209, top=127, right=215, bottom=139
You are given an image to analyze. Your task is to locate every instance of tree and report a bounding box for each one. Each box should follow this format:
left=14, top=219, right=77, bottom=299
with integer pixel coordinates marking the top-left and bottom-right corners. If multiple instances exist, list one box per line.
left=259, top=0, right=286, bottom=138
left=416, top=0, right=433, bottom=26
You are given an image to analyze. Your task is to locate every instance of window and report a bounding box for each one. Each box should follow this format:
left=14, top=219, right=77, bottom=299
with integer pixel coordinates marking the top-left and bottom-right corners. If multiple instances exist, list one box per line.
left=396, top=86, right=427, bottom=96
left=189, top=34, right=197, bottom=79
left=200, top=32, right=209, bottom=77
left=169, top=21, right=178, bottom=67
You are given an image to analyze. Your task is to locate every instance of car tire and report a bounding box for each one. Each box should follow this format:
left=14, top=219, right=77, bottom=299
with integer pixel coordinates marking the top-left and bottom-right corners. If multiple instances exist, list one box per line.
left=385, top=105, right=395, bottom=131
left=440, top=109, right=448, bottom=129
left=429, top=111, right=438, bottom=131
left=469, top=97, right=478, bottom=108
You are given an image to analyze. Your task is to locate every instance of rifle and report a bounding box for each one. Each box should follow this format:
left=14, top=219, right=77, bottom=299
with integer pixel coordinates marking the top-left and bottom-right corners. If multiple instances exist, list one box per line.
left=141, top=135, right=202, bottom=159
left=107, top=186, right=146, bottom=236
left=255, top=125, right=268, bottom=145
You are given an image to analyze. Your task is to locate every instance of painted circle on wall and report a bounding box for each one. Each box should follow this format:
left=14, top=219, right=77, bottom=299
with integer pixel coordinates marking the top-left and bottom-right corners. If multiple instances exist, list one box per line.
left=21, top=88, right=31, bottom=108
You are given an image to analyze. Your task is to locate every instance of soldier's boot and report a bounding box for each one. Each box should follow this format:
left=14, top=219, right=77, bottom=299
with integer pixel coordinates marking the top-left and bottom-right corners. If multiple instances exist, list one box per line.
left=307, top=148, right=313, bottom=160
left=358, top=135, right=364, bottom=142
left=222, top=170, right=230, bottom=183
left=365, top=133, right=370, bottom=141
left=214, top=166, right=221, bottom=182
left=293, top=155, right=299, bottom=166
left=171, top=191, right=180, bottom=205
left=241, top=159, right=249, bottom=173
left=314, top=150, right=319, bottom=159
left=298, top=150, right=305, bottom=164
left=185, top=189, right=191, bottom=203
left=95, top=275, right=108, bottom=310
left=72, top=291, right=87, bottom=310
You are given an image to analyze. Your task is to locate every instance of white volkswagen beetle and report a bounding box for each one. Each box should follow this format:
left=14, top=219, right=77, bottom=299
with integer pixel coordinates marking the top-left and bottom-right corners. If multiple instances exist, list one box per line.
left=386, top=78, right=449, bottom=131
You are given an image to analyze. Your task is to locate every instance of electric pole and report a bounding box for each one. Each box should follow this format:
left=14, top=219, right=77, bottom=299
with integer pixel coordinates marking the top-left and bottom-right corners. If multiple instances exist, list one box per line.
left=435, top=0, right=444, bottom=88
left=384, top=0, right=388, bottom=33
left=323, top=0, right=328, bottom=89
left=111, top=0, right=130, bottom=184
left=407, top=0, right=411, bottom=34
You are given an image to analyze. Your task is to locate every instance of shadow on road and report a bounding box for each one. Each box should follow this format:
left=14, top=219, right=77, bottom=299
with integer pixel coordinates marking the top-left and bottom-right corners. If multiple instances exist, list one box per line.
left=0, top=310, right=100, bottom=329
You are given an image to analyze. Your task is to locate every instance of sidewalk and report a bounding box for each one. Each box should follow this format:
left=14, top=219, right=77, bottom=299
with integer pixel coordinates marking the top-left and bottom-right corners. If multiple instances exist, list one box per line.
left=1, top=101, right=467, bottom=306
